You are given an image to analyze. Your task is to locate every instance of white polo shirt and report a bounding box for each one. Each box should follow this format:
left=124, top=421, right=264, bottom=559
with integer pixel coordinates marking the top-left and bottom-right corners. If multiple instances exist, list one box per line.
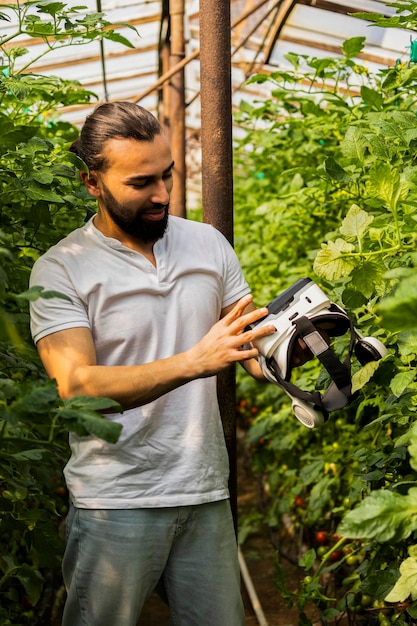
left=29, top=215, right=250, bottom=508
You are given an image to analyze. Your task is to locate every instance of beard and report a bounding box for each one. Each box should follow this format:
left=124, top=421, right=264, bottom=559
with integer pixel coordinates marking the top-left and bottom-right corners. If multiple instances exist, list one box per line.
left=100, top=183, right=169, bottom=243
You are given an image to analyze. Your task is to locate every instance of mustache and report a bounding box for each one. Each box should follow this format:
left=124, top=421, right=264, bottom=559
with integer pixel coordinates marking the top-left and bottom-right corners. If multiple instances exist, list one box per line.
left=145, top=202, right=170, bottom=211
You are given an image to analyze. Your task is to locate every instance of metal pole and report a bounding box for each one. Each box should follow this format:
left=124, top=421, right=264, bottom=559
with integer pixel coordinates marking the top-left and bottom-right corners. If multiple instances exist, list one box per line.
left=200, top=1, right=233, bottom=241
left=169, top=0, right=186, bottom=217
left=199, top=0, right=238, bottom=528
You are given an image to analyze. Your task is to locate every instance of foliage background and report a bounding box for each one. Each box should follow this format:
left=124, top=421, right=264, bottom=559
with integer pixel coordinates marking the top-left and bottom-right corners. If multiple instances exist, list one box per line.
left=232, top=5, right=417, bottom=623
left=0, top=3, right=129, bottom=624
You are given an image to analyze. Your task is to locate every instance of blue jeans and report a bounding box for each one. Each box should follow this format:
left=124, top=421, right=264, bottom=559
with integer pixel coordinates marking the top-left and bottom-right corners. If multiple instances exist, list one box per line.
left=62, top=500, right=245, bottom=626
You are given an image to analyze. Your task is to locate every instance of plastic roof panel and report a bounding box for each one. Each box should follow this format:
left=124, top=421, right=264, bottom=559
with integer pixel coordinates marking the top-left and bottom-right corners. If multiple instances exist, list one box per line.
left=1, top=1, right=415, bottom=203
left=1, top=1, right=413, bottom=116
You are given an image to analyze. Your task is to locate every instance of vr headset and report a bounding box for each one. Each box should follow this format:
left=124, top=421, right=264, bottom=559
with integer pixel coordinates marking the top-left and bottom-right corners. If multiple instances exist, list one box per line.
left=248, top=278, right=387, bottom=428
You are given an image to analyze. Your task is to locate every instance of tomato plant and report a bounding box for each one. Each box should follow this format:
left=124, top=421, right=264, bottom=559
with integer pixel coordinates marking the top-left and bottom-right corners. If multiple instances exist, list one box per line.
left=234, top=2, right=417, bottom=624
left=0, top=3, right=135, bottom=623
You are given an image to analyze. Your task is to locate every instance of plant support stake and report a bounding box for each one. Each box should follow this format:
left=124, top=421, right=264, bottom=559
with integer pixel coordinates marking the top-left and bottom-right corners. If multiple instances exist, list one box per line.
left=238, top=546, right=269, bottom=626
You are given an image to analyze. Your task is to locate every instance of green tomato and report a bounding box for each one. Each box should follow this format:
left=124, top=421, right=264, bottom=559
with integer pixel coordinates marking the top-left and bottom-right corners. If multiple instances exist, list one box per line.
left=360, top=594, right=373, bottom=608
left=317, top=545, right=328, bottom=557
left=346, top=554, right=358, bottom=566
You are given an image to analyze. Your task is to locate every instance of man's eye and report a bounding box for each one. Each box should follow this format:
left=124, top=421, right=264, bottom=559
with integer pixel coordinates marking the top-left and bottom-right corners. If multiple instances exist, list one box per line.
left=131, top=181, right=148, bottom=189
left=163, top=172, right=173, bottom=180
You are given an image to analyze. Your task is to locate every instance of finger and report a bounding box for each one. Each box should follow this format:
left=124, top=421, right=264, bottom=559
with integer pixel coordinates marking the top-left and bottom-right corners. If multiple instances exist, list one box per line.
left=224, top=294, right=254, bottom=321
left=228, top=303, right=270, bottom=332
left=237, top=345, right=259, bottom=361
left=243, top=322, right=276, bottom=345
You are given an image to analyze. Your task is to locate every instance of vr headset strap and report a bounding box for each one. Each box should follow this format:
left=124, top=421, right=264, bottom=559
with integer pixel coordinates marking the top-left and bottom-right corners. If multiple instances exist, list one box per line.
left=293, top=316, right=351, bottom=391
left=266, top=314, right=355, bottom=415
left=267, top=358, right=326, bottom=412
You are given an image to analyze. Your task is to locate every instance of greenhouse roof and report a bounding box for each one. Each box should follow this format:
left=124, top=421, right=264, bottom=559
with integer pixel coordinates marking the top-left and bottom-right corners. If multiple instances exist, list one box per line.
left=1, top=1, right=413, bottom=120
left=1, top=0, right=414, bottom=205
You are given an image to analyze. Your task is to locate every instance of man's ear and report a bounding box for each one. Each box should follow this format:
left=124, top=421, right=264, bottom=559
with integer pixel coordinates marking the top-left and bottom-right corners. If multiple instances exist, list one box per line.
left=80, top=170, right=101, bottom=198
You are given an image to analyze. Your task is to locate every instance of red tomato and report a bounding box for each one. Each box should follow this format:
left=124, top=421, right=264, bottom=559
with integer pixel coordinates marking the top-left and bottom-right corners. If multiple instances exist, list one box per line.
left=316, top=531, right=328, bottom=545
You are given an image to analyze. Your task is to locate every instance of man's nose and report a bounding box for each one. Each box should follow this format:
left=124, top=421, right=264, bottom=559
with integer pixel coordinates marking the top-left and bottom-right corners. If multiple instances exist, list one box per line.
left=150, top=179, right=170, bottom=204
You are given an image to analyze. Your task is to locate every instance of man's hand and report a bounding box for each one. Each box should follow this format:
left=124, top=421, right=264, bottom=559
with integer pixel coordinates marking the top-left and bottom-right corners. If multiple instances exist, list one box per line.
left=188, top=294, right=276, bottom=380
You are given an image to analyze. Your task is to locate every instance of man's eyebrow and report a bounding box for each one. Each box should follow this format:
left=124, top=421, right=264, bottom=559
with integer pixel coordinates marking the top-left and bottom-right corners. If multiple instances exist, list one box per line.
left=164, top=160, right=175, bottom=173
left=126, top=161, right=175, bottom=183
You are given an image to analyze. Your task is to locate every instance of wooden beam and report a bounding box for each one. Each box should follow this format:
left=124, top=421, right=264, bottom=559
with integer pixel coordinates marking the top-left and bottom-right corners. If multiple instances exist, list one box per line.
left=296, top=0, right=390, bottom=18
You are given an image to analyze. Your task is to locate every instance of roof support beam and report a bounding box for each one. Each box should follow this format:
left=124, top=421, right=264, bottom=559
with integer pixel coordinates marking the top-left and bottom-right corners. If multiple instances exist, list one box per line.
left=296, top=0, right=389, bottom=17
left=263, top=0, right=297, bottom=64
left=262, top=0, right=391, bottom=65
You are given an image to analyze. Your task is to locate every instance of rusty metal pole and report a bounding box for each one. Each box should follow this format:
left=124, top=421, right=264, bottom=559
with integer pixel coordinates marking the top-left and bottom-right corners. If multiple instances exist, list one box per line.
left=200, top=2, right=234, bottom=241
left=199, top=0, right=238, bottom=528
left=169, top=0, right=186, bottom=217
left=160, top=31, right=170, bottom=135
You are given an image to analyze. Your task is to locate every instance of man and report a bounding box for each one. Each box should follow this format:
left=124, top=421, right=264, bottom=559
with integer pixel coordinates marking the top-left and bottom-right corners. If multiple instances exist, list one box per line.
left=29, top=101, right=275, bottom=626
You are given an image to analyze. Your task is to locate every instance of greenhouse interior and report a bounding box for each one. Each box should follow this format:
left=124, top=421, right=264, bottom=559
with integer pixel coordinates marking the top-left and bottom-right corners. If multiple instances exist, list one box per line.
left=1, top=1, right=417, bottom=625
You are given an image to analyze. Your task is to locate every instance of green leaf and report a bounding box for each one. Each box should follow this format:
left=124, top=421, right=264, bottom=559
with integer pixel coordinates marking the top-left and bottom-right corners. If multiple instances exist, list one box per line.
left=324, top=157, right=351, bottom=183
left=339, top=204, right=374, bottom=241
left=351, top=361, right=380, bottom=394
left=60, top=397, right=123, bottom=443
left=385, top=555, right=417, bottom=602
left=398, top=330, right=417, bottom=358
left=103, top=30, right=135, bottom=49
left=367, top=162, right=400, bottom=209
left=36, top=2, right=67, bottom=16
left=361, top=569, right=400, bottom=598
left=377, top=274, right=417, bottom=330
left=350, top=12, right=387, bottom=24
left=31, top=169, right=54, bottom=184
left=245, top=73, right=271, bottom=85
left=10, top=382, right=58, bottom=417
left=78, top=411, right=123, bottom=443
left=342, top=126, right=367, bottom=165
left=338, top=487, right=417, bottom=542
left=299, top=548, right=316, bottom=570
left=341, top=287, right=367, bottom=309
left=313, top=239, right=355, bottom=280
left=10, top=449, right=46, bottom=461
left=17, top=285, right=72, bottom=303
left=323, top=608, right=340, bottom=620
left=4, top=75, right=30, bottom=100
left=407, top=423, right=417, bottom=473
left=367, top=133, right=395, bottom=160
left=25, top=21, right=55, bottom=37
left=406, top=602, right=417, bottom=619
left=25, top=185, right=64, bottom=203
left=70, top=396, right=122, bottom=412
left=391, top=370, right=416, bottom=397
left=349, top=263, right=384, bottom=299
left=342, top=37, right=366, bottom=58
left=360, top=85, right=383, bottom=110
left=15, top=565, right=44, bottom=604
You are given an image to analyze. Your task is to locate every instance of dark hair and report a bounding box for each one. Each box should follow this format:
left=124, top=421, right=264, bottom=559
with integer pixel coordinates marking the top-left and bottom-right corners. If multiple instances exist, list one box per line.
left=69, top=101, right=162, bottom=171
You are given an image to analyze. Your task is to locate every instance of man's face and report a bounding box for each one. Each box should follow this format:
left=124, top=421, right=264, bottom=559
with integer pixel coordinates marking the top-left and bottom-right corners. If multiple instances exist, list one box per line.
left=91, top=134, right=174, bottom=243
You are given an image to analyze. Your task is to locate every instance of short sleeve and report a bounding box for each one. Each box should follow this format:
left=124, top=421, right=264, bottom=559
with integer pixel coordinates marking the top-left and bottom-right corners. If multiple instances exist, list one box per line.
left=29, top=255, right=90, bottom=344
left=210, top=227, right=251, bottom=308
